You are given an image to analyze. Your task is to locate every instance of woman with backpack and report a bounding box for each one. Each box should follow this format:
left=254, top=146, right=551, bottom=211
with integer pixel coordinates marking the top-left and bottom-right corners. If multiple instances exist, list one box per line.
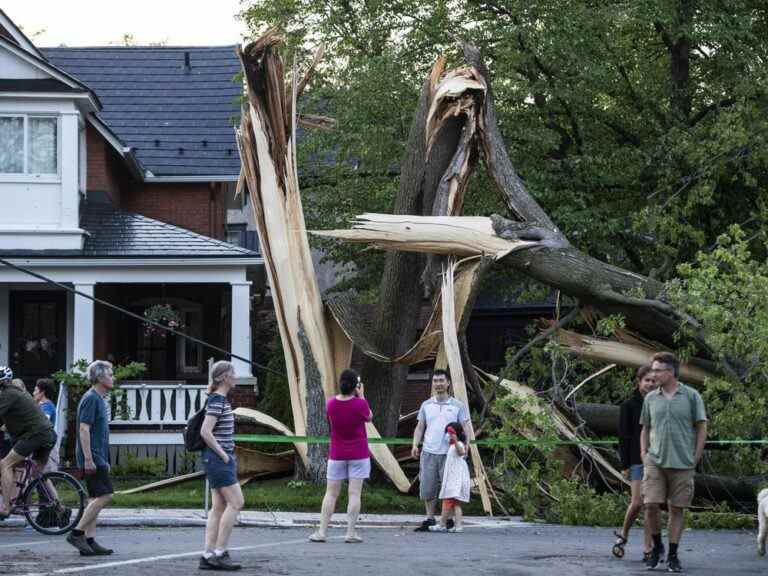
left=198, top=360, right=244, bottom=571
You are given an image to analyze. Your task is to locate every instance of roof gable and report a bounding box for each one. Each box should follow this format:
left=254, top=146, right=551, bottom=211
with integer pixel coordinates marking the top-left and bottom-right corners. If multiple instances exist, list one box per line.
left=42, top=46, right=243, bottom=180
left=0, top=45, right=49, bottom=79
left=0, top=36, right=100, bottom=111
left=0, top=9, right=43, bottom=58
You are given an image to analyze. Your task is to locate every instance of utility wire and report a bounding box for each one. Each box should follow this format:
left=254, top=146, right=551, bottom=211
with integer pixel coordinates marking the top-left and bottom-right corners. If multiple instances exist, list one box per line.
left=0, top=257, right=285, bottom=379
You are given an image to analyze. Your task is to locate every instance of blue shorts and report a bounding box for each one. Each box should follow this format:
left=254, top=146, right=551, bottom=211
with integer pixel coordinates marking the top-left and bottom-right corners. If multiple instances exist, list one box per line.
left=203, top=448, right=238, bottom=489
left=327, top=458, right=371, bottom=481
left=629, top=464, right=644, bottom=482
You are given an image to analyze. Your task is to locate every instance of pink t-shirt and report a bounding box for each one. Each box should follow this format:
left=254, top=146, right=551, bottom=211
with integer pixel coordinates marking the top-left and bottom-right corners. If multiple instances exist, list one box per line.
left=326, top=396, right=371, bottom=461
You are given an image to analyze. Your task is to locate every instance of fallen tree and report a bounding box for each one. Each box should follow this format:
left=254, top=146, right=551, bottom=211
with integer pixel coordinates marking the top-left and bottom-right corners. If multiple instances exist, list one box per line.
left=314, top=43, right=758, bottom=506
left=236, top=31, right=409, bottom=490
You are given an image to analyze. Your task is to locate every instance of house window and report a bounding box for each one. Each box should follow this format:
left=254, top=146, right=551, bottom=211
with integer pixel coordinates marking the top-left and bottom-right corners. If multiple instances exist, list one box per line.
left=0, top=115, right=58, bottom=175
left=226, top=223, right=246, bottom=246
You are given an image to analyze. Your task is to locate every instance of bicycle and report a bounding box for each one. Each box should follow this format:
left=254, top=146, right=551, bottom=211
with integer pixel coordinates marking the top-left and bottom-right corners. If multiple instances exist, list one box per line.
left=2, top=458, right=86, bottom=535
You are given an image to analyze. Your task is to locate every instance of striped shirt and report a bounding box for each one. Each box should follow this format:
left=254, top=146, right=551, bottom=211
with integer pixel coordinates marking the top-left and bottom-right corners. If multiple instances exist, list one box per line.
left=206, top=393, right=235, bottom=453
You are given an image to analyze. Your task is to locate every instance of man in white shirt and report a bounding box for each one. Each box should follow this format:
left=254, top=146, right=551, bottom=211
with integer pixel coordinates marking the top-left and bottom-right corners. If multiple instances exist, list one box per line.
left=411, top=369, right=471, bottom=532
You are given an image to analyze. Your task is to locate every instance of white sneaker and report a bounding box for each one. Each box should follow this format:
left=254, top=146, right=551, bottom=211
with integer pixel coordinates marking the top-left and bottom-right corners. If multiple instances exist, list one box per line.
left=448, top=526, right=464, bottom=533
left=428, top=525, right=448, bottom=532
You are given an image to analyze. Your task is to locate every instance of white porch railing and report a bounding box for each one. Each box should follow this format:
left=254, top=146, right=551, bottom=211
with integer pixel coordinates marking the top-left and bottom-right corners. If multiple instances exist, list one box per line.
left=110, top=382, right=209, bottom=427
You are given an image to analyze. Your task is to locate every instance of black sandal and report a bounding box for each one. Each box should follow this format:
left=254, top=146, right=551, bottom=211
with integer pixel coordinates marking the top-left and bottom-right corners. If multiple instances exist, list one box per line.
left=612, top=531, right=627, bottom=558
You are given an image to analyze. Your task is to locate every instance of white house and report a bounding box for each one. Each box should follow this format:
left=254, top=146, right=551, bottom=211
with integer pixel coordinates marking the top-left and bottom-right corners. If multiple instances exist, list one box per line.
left=0, top=10, right=262, bottom=472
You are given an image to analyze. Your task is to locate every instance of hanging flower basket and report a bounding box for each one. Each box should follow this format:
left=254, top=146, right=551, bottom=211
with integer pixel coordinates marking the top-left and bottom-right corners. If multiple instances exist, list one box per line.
left=142, top=304, right=185, bottom=338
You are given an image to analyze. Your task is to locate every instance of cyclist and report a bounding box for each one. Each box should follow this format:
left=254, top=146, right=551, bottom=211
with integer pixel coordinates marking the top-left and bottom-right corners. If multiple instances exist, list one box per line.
left=0, top=366, right=57, bottom=519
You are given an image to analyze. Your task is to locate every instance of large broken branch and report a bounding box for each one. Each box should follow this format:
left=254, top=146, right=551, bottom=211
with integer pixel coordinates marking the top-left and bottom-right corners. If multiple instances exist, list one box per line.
left=555, top=329, right=717, bottom=385
left=314, top=213, right=534, bottom=258
left=236, top=31, right=409, bottom=489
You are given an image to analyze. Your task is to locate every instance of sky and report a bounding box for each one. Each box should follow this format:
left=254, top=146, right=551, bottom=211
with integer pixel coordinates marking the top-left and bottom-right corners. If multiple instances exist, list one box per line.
left=4, top=0, right=250, bottom=47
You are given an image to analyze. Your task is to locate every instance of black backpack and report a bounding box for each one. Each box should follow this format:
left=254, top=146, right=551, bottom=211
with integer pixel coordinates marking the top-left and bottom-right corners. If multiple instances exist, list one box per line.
left=183, top=399, right=209, bottom=452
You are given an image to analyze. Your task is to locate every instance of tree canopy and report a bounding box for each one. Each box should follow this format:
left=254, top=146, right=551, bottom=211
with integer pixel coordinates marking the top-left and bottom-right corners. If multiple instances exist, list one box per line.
left=241, top=0, right=768, bottom=291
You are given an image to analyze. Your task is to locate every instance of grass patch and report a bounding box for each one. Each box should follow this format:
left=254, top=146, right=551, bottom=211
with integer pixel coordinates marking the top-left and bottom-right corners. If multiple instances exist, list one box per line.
left=111, top=477, right=487, bottom=515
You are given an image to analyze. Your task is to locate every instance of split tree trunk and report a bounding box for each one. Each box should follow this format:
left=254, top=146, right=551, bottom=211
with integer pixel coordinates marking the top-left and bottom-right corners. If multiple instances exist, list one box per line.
left=360, top=60, right=484, bottom=436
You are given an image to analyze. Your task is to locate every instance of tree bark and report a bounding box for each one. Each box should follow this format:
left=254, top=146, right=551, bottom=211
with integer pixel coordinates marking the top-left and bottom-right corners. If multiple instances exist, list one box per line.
left=574, top=403, right=619, bottom=437
left=298, top=320, right=329, bottom=482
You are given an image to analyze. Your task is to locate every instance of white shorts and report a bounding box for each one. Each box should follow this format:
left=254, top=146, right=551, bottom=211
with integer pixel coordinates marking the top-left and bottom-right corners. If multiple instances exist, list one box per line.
left=327, top=458, right=371, bottom=481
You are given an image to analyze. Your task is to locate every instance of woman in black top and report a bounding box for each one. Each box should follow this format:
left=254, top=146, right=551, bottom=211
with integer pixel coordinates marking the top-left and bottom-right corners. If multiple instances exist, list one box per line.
left=614, top=365, right=657, bottom=560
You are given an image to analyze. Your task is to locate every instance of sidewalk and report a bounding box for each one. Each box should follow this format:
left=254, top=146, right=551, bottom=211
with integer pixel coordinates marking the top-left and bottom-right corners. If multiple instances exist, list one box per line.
left=1, top=508, right=530, bottom=529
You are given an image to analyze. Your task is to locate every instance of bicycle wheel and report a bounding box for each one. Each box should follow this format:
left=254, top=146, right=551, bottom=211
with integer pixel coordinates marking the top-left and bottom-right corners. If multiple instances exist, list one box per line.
left=23, top=472, right=87, bottom=535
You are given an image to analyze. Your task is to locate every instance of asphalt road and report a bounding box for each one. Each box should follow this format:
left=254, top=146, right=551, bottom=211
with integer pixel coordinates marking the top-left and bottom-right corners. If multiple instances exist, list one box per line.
left=0, top=524, right=765, bottom=575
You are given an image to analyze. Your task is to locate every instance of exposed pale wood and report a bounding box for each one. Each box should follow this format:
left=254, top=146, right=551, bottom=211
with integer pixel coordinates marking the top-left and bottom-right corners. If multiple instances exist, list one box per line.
left=439, top=259, right=493, bottom=514
left=235, top=445, right=294, bottom=475
left=563, top=364, right=617, bottom=402
left=115, top=471, right=205, bottom=495
left=314, top=214, right=533, bottom=258
left=555, top=329, right=716, bottom=384
left=325, top=308, right=354, bottom=384
left=237, top=35, right=339, bottom=475
left=236, top=33, right=409, bottom=487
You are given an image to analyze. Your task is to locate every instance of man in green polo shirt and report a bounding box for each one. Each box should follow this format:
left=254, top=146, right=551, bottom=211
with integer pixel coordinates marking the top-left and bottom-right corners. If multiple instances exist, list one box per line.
left=641, top=352, right=707, bottom=573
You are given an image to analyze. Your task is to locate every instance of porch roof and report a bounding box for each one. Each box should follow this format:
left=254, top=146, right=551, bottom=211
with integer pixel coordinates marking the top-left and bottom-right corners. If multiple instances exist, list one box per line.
left=0, top=202, right=260, bottom=260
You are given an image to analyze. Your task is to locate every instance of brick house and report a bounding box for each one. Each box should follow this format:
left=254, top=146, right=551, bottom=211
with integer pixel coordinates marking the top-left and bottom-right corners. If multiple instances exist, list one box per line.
left=0, top=10, right=261, bottom=470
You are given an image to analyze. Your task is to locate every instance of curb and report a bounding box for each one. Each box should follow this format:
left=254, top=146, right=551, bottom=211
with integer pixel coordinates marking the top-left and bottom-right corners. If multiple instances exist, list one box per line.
left=1, top=513, right=528, bottom=530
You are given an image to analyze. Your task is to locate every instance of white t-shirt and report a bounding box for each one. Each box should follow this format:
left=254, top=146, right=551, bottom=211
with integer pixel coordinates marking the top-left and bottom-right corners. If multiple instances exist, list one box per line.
left=417, top=396, right=470, bottom=455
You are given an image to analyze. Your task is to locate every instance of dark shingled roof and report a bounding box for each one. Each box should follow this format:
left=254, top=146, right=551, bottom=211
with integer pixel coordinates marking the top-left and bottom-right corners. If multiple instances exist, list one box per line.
left=41, top=46, right=242, bottom=178
left=79, top=202, right=258, bottom=257
left=0, top=202, right=259, bottom=259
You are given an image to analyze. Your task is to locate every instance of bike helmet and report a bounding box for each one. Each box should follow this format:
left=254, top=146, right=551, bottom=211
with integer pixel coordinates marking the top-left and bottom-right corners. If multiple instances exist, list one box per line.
left=0, top=365, right=12, bottom=382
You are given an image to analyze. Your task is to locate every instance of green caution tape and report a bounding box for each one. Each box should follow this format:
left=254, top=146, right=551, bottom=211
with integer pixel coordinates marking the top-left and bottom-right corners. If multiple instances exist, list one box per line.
left=233, top=434, right=768, bottom=447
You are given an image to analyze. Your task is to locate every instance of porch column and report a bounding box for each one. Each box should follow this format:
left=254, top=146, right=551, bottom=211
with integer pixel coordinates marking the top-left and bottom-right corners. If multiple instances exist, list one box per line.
left=230, top=281, right=252, bottom=377
left=72, top=283, right=95, bottom=364
left=0, top=286, right=8, bottom=365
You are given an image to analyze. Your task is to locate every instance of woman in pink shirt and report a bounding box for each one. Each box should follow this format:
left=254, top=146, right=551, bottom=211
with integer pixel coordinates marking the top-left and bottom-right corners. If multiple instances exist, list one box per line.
left=309, top=368, right=372, bottom=543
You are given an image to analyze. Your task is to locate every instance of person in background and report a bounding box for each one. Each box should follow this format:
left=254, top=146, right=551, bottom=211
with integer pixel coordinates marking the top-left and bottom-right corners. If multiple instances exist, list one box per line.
left=34, top=379, right=57, bottom=427
left=309, top=368, right=372, bottom=544
left=66, top=361, right=115, bottom=557
left=613, top=365, right=657, bottom=562
left=34, top=379, right=59, bottom=473
left=199, top=360, right=244, bottom=571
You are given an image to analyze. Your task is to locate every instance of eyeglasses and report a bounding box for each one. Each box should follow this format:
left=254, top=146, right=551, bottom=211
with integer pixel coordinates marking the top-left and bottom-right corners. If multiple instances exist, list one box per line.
left=651, top=367, right=673, bottom=373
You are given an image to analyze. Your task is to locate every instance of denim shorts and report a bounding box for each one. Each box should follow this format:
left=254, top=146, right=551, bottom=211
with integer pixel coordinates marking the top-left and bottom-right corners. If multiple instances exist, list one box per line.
left=203, top=448, right=238, bottom=489
left=327, top=458, right=371, bottom=481
left=629, top=464, right=644, bottom=482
